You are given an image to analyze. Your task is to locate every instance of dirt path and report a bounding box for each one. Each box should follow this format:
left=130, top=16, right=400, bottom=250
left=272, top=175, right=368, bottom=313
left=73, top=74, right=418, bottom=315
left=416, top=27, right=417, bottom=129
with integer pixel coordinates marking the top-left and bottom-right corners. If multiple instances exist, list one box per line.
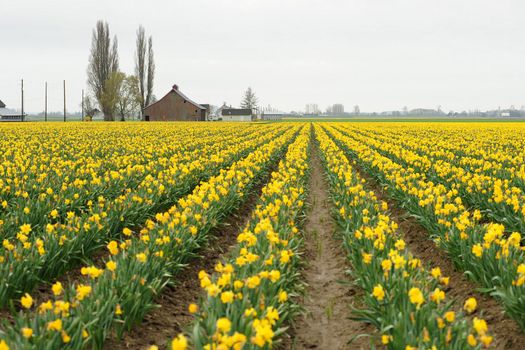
left=351, top=162, right=525, bottom=350
left=292, top=138, right=372, bottom=350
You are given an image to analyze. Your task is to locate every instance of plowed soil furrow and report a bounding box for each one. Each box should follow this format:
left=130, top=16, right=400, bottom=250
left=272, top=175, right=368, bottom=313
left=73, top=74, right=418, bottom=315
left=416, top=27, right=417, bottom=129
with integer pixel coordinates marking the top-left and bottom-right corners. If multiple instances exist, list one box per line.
left=104, top=162, right=279, bottom=350
left=292, top=139, right=373, bottom=350
left=350, top=158, right=525, bottom=350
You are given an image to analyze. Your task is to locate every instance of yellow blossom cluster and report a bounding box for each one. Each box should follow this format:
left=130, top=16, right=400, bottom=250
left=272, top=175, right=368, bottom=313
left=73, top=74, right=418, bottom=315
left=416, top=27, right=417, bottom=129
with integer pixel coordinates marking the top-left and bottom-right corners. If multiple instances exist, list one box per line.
left=315, top=124, right=492, bottom=348
left=349, top=122, right=525, bottom=232
left=0, top=123, right=288, bottom=308
left=187, top=126, right=310, bottom=349
left=327, top=122, right=525, bottom=330
left=0, top=123, right=298, bottom=349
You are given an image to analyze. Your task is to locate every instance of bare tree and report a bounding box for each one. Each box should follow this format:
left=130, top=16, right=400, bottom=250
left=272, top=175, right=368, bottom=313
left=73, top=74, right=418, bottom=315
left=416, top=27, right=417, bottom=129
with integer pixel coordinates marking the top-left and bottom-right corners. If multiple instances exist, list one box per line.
left=87, top=20, right=119, bottom=121
left=81, top=94, right=98, bottom=117
left=240, top=87, right=258, bottom=110
left=135, top=26, right=155, bottom=119
left=116, top=75, right=141, bottom=121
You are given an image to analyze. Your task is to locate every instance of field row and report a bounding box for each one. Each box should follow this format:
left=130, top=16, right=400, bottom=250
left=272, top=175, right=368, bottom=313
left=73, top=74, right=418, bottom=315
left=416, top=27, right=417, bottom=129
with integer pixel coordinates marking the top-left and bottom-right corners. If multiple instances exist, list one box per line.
left=317, top=124, right=498, bottom=349
left=326, top=123, right=525, bottom=331
left=1, top=122, right=525, bottom=349
left=0, top=123, right=291, bottom=306
left=0, top=123, right=298, bottom=349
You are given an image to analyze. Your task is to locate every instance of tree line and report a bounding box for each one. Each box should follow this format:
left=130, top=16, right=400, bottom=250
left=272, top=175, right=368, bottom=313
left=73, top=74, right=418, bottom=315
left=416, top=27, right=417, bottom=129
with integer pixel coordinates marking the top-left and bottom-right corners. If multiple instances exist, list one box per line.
left=85, top=21, right=155, bottom=121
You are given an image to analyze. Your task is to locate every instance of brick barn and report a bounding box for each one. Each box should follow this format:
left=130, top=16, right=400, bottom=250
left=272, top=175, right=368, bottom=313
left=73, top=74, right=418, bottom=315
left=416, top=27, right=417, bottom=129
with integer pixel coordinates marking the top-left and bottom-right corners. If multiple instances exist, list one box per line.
left=143, top=84, right=208, bottom=121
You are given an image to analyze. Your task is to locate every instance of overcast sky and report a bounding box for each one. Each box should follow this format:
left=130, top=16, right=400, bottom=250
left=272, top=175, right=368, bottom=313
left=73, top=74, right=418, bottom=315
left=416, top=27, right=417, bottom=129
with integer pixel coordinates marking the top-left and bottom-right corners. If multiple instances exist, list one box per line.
left=1, top=0, right=525, bottom=113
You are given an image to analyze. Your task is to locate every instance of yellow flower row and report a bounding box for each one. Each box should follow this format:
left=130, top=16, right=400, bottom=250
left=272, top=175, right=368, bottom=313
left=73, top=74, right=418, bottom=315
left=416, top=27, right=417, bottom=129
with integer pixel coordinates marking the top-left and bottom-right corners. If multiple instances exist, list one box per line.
left=339, top=123, right=525, bottom=234
left=325, top=123, right=525, bottom=331
left=0, top=123, right=286, bottom=307
left=0, top=124, right=298, bottom=349
left=186, top=125, right=310, bottom=350
left=316, top=124, right=492, bottom=349
left=346, top=122, right=525, bottom=178
left=0, top=123, right=247, bottom=241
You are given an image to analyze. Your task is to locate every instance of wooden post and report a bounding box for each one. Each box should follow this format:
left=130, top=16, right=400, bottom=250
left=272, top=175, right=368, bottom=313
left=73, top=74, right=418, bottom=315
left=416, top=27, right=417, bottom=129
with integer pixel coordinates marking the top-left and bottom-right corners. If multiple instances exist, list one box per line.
left=63, top=80, right=66, bottom=122
left=21, top=79, right=24, bottom=122
left=45, top=82, right=48, bottom=122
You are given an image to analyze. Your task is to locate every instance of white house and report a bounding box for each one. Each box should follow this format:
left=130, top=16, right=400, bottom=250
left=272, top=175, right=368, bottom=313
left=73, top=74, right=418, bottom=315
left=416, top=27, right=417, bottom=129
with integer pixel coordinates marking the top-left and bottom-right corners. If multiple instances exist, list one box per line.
left=0, top=100, right=25, bottom=122
left=215, top=106, right=253, bottom=122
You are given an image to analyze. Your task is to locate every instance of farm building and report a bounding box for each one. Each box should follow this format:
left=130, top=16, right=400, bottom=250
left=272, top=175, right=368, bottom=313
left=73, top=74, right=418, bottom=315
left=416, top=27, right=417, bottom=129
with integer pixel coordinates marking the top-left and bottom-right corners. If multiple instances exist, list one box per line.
left=260, top=111, right=284, bottom=121
left=143, top=84, right=208, bottom=121
left=215, top=105, right=253, bottom=122
left=409, top=108, right=440, bottom=116
left=0, top=100, right=25, bottom=121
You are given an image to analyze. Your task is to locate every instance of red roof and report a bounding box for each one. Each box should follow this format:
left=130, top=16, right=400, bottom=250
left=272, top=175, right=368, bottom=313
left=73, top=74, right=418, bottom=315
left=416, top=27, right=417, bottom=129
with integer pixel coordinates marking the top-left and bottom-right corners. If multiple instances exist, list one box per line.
left=144, top=85, right=205, bottom=111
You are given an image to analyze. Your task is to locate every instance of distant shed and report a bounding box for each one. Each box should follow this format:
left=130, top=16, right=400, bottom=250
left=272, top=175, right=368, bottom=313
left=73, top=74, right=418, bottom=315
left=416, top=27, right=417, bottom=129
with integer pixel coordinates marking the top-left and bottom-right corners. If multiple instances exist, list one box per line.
left=0, top=99, right=25, bottom=122
left=260, top=112, right=283, bottom=121
left=143, top=84, right=208, bottom=121
left=220, top=108, right=253, bottom=122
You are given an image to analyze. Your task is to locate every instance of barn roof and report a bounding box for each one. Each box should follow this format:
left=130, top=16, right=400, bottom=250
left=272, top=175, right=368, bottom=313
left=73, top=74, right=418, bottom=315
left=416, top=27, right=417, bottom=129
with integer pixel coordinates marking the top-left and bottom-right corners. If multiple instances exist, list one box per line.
left=144, top=84, right=206, bottom=111
left=222, top=108, right=252, bottom=116
left=172, top=86, right=205, bottom=110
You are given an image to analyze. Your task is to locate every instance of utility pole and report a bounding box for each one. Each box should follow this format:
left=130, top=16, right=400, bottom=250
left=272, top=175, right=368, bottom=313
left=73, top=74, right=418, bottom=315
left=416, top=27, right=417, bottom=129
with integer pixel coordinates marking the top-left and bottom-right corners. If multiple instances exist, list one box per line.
left=45, top=82, right=48, bottom=122
left=21, top=79, right=24, bottom=122
left=81, top=89, right=84, bottom=121
left=63, top=80, right=66, bottom=122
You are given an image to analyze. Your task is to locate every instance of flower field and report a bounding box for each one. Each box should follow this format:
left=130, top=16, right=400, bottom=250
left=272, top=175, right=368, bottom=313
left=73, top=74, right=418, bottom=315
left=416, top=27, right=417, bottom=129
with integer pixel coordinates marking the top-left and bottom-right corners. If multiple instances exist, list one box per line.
left=0, top=121, right=525, bottom=349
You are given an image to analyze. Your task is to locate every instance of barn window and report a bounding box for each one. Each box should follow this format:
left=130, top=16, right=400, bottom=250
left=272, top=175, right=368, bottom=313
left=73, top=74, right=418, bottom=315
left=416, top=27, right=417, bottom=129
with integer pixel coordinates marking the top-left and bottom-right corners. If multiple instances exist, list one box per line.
left=195, top=109, right=198, bottom=112
left=184, top=100, right=187, bottom=103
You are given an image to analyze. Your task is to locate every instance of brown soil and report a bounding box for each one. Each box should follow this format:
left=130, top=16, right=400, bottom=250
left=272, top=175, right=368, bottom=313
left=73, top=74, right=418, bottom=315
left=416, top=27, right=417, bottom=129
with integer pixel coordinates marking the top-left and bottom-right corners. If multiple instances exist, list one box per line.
left=291, top=139, right=374, bottom=350
left=353, top=163, right=525, bottom=350
left=104, top=164, right=277, bottom=350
